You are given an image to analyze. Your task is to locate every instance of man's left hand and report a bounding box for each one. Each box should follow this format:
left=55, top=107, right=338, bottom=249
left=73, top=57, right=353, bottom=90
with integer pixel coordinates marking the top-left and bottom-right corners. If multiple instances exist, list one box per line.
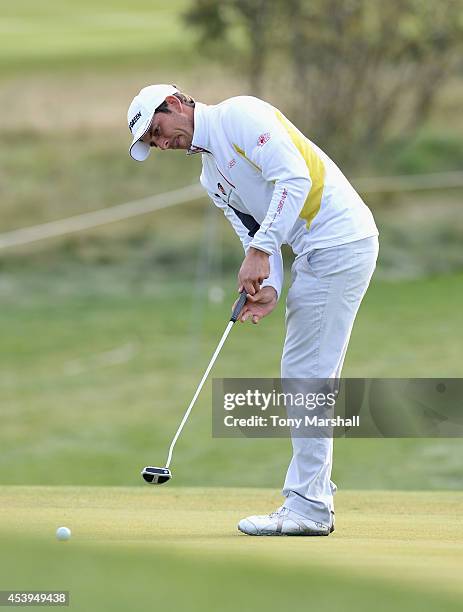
left=237, top=286, right=278, bottom=324
left=238, top=247, right=270, bottom=295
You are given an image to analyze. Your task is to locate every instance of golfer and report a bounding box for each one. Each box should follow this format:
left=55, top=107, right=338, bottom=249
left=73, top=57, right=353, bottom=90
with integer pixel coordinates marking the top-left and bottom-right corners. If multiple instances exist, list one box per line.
left=127, top=84, right=379, bottom=536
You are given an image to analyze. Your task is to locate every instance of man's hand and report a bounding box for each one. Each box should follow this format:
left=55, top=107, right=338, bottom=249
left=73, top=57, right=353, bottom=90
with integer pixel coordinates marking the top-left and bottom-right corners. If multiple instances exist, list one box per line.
left=238, top=247, right=270, bottom=296
left=234, top=286, right=278, bottom=324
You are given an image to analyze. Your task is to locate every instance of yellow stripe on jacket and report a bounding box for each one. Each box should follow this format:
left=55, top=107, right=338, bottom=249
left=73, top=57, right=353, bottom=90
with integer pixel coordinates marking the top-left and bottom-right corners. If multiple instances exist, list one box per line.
left=275, top=110, right=325, bottom=229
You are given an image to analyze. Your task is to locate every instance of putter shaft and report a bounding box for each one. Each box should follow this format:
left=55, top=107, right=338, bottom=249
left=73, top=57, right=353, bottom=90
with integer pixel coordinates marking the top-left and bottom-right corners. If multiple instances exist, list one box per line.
left=165, top=319, right=234, bottom=468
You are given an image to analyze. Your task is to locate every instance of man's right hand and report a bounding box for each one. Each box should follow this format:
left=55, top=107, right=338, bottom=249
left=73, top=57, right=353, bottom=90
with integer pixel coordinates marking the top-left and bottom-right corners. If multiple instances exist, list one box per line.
left=238, top=247, right=270, bottom=296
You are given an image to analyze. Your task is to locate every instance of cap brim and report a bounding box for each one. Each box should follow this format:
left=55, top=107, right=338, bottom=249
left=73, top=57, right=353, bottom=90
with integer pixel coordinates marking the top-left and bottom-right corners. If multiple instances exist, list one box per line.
left=129, top=116, right=152, bottom=162
left=130, top=140, right=151, bottom=162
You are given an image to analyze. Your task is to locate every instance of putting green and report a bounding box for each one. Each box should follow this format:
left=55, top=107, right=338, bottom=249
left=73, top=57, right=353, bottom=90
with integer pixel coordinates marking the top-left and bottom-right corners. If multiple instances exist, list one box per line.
left=0, top=487, right=462, bottom=611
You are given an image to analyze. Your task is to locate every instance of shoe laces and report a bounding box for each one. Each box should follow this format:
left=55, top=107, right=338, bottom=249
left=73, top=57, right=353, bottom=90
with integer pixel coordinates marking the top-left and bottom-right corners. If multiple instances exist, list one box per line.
left=268, top=506, right=288, bottom=519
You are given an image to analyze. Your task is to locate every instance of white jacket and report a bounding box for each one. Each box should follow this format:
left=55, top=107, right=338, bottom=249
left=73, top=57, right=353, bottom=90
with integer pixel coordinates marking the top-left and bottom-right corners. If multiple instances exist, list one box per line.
left=191, top=96, right=378, bottom=297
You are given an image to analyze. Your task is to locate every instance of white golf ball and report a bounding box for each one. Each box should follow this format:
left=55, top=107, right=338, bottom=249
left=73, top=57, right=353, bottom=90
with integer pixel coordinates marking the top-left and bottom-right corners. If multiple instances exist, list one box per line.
left=56, top=526, right=71, bottom=541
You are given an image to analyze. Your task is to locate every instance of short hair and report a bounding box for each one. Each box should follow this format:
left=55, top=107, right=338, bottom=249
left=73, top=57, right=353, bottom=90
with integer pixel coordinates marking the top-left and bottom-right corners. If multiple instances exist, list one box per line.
left=155, top=89, right=195, bottom=114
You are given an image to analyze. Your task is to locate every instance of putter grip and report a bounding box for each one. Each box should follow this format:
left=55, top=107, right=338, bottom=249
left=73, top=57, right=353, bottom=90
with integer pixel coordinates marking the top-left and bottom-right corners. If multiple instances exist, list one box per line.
left=230, top=291, right=248, bottom=322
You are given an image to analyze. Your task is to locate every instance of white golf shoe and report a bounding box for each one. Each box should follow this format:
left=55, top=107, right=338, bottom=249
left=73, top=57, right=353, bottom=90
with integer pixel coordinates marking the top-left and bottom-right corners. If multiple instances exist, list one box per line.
left=238, top=506, right=334, bottom=536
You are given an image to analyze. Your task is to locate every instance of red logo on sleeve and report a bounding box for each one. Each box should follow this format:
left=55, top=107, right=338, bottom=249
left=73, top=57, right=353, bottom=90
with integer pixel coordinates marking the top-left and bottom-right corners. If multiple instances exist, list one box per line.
left=277, top=188, right=288, bottom=213
left=257, top=132, right=270, bottom=147
left=265, top=188, right=288, bottom=233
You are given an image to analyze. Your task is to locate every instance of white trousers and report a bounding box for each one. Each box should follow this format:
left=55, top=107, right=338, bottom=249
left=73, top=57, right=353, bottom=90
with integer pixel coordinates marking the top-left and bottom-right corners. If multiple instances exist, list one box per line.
left=281, top=235, right=379, bottom=525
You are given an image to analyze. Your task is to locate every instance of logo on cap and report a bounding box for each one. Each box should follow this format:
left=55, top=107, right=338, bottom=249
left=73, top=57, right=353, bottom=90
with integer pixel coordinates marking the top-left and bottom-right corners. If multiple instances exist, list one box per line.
left=129, top=111, right=142, bottom=133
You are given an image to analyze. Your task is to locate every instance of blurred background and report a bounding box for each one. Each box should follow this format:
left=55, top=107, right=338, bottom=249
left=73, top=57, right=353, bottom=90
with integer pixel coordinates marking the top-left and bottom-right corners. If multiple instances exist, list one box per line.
left=2, top=0, right=463, bottom=492
left=1, top=1, right=463, bottom=495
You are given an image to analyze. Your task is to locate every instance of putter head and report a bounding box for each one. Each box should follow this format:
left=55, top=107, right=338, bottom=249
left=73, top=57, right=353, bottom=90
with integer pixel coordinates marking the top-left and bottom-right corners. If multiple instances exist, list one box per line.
left=141, top=466, right=172, bottom=485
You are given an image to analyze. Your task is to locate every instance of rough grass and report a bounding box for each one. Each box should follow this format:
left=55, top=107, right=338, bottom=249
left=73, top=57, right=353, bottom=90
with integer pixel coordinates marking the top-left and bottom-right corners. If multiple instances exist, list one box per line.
left=1, top=127, right=462, bottom=280
left=0, top=130, right=204, bottom=231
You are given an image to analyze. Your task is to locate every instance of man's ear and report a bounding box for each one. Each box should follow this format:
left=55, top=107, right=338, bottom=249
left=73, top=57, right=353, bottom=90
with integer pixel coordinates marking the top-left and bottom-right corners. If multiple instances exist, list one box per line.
left=165, top=95, right=181, bottom=111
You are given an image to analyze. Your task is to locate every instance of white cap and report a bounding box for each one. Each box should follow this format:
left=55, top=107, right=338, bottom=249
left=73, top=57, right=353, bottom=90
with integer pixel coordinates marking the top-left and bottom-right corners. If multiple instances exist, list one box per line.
left=127, top=84, right=179, bottom=162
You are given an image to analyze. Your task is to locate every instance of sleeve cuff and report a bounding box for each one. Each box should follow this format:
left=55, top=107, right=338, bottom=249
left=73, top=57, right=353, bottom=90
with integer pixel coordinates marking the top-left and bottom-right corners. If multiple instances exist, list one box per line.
left=261, top=251, right=284, bottom=300
left=248, top=241, right=275, bottom=256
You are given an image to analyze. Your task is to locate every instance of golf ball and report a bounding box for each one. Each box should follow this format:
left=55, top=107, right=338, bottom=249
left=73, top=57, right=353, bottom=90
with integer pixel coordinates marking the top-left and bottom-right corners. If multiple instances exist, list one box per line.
left=56, top=526, right=71, bottom=541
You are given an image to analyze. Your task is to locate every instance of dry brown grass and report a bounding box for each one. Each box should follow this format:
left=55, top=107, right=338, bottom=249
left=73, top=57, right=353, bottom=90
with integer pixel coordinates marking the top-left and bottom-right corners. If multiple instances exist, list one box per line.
left=0, top=67, right=249, bottom=133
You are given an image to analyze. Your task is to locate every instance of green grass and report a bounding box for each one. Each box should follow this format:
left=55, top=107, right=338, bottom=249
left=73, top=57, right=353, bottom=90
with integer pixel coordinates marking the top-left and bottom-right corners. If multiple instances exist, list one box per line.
left=0, top=487, right=462, bottom=611
left=1, top=0, right=463, bottom=501
left=0, top=262, right=462, bottom=489
left=0, top=0, right=198, bottom=74
left=377, top=131, right=463, bottom=175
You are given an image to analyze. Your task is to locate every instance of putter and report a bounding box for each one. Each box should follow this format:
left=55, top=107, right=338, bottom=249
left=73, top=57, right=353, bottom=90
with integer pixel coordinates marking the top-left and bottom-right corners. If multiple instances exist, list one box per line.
left=141, top=290, right=248, bottom=485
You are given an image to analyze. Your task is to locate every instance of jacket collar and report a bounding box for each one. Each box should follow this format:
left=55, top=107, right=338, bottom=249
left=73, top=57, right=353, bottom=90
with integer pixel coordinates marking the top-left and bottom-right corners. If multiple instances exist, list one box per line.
left=189, top=102, right=212, bottom=155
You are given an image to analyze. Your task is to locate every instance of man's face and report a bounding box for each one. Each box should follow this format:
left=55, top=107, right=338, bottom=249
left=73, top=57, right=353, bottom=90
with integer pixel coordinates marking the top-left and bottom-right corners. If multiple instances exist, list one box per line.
left=141, top=96, right=194, bottom=151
